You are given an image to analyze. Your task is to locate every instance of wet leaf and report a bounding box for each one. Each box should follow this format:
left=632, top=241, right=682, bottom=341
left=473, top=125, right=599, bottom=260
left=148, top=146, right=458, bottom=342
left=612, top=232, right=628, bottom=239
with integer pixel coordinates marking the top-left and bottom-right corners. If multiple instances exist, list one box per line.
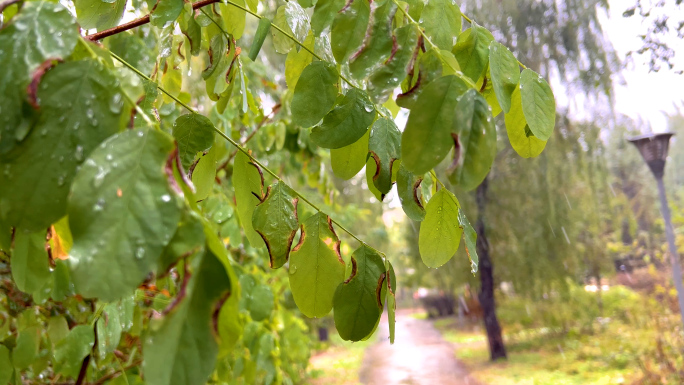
left=75, top=0, right=127, bottom=31
left=108, top=32, right=156, bottom=77
left=481, top=67, right=502, bottom=117
left=233, top=151, right=264, bottom=247
left=311, top=0, right=345, bottom=36
left=53, top=325, right=94, bottom=377
left=368, top=24, right=421, bottom=103
left=150, top=0, right=183, bottom=28
left=0, top=59, right=123, bottom=231
left=396, top=165, right=426, bottom=222
left=401, top=75, right=469, bottom=174
left=419, top=189, right=462, bottom=268
left=419, top=0, right=461, bottom=50
left=271, top=2, right=310, bottom=54
left=173, top=113, right=216, bottom=170
left=249, top=17, right=271, bottom=61
left=11, top=230, right=50, bottom=295
left=289, top=213, right=346, bottom=318
left=330, top=129, right=369, bottom=180
left=396, top=48, right=445, bottom=109
left=447, top=89, right=496, bottom=191
left=520, top=69, right=555, bottom=141
left=452, top=23, right=494, bottom=83
left=285, top=32, right=315, bottom=90
left=368, top=117, right=401, bottom=195
left=68, top=129, right=180, bottom=301
left=252, top=182, right=299, bottom=269
left=220, top=0, right=245, bottom=40
left=489, top=41, right=520, bottom=113
left=311, top=89, right=376, bottom=149
left=96, top=302, right=122, bottom=360
left=505, top=86, right=547, bottom=158
left=333, top=246, right=385, bottom=341
left=349, top=1, right=397, bottom=80
left=291, top=61, right=338, bottom=128
left=158, top=211, right=205, bottom=273
left=331, top=0, right=370, bottom=63
left=191, top=146, right=217, bottom=201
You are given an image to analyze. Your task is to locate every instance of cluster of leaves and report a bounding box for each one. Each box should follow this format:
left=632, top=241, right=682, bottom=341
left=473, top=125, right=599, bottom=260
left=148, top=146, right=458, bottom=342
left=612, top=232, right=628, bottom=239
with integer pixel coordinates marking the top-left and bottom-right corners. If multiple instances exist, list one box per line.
left=0, top=0, right=556, bottom=383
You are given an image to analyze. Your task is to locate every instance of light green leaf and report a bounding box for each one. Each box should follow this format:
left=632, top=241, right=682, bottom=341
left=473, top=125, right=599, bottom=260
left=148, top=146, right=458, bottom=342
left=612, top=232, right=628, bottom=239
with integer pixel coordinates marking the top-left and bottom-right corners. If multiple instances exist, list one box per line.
left=0, top=59, right=123, bottom=231
left=75, top=0, right=127, bottom=31
left=11, top=230, right=50, bottom=295
left=404, top=0, right=424, bottom=21
left=0, top=345, right=11, bottom=384
left=0, top=1, right=79, bottom=156
left=330, top=129, right=369, bottom=180
left=252, top=182, right=299, bottom=268
left=333, top=246, right=385, bottom=341
left=150, top=0, right=183, bottom=28
left=504, top=86, right=547, bottom=158
left=489, top=41, right=520, bottom=113
left=143, top=248, right=232, bottom=385
left=396, top=165, right=426, bottom=222
left=249, top=17, right=271, bottom=61
left=290, top=212, right=346, bottom=318
left=191, top=146, right=216, bottom=201
left=233, top=151, right=264, bottom=247
left=365, top=157, right=384, bottom=201
left=285, top=32, right=315, bottom=90
left=368, top=24, right=421, bottom=103
left=481, top=66, right=502, bottom=117
left=331, top=0, right=370, bottom=63
left=419, top=0, right=462, bottom=50
left=311, top=89, right=376, bottom=149
left=452, top=23, right=494, bottom=83
left=12, top=326, right=39, bottom=370
left=348, top=0, right=397, bottom=80
left=311, top=0, right=345, bottom=36
left=53, top=325, right=94, bottom=377
left=457, top=208, right=478, bottom=273
left=47, top=316, right=70, bottom=348
left=368, top=117, right=401, bottom=195
left=97, top=302, right=122, bottom=360
left=520, top=69, right=556, bottom=141
left=419, top=189, right=462, bottom=268
left=401, top=75, right=469, bottom=174
left=173, top=113, right=216, bottom=170
left=386, top=263, right=396, bottom=344
left=68, top=129, right=180, bottom=301
left=271, top=2, right=310, bottom=54
left=220, top=0, right=246, bottom=39
left=291, top=61, right=339, bottom=128
left=447, top=89, right=496, bottom=191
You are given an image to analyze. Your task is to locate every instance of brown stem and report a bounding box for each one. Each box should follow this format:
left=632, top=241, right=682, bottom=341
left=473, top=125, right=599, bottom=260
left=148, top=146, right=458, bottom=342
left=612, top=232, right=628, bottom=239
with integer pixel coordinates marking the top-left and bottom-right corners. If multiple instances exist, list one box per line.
left=85, top=0, right=221, bottom=41
left=75, top=355, right=91, bottom=385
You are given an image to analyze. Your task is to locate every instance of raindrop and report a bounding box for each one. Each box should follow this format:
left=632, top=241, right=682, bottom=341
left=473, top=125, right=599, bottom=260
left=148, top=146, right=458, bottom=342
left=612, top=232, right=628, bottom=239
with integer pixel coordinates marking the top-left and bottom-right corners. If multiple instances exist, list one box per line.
left=135, top=247, right=145, bottom=259
left=93, top=198, right=105, bottom=211
left=160, top=194, right=171, bottom=202
left=75, top=145, right=84, bottom=161
left=93, top=167, right=108, bottom=187
left=137, top=130, right=144, bottom=137
left=86, top=109, right=94, bottom=119
left=109, top=93, right=123, bottom=114
left=105, top=154, right=113, bottom=161
left=364, top=104, right=374, bottom=113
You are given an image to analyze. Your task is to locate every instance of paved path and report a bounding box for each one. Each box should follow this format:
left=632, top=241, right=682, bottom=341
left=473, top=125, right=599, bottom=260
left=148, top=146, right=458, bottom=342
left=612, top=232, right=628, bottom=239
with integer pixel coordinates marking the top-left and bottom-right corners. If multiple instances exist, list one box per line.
left=359, top=311, right=480, bottom=385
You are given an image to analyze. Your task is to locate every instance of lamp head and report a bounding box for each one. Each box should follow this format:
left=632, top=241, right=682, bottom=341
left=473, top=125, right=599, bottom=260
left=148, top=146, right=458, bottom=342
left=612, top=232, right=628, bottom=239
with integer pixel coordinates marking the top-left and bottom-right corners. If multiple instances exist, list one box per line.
left=627, top=132, right=675, bottom=179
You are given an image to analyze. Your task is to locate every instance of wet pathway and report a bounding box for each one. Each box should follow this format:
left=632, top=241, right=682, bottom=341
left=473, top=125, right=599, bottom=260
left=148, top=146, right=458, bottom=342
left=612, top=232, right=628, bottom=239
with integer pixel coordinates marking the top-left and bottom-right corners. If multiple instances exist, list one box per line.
left=359, top=311, right=480, bottom=385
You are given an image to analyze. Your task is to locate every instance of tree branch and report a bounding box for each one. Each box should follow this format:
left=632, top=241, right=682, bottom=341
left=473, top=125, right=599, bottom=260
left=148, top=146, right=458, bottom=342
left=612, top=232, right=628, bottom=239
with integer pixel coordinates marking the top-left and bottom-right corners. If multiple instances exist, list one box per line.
left=85, top=0, right=221, bottom=41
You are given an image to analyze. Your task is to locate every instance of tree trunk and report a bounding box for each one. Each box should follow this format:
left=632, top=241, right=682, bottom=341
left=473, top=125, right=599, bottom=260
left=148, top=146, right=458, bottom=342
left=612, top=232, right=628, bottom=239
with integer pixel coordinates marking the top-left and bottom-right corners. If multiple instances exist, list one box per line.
left=476, top=177, right=508, bottom=361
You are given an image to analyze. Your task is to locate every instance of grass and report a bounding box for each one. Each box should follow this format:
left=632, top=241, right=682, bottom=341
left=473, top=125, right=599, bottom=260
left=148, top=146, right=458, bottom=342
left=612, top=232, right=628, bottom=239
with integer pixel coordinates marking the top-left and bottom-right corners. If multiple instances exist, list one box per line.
left=434, top=317, right=635, bottom=385
left=306, top=332, right=375, bottom=385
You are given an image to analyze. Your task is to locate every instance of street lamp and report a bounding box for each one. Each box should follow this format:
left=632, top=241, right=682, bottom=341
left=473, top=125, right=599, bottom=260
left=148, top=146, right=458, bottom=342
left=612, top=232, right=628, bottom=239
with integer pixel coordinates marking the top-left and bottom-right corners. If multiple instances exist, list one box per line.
left=628, top=132, right=684, bottom=328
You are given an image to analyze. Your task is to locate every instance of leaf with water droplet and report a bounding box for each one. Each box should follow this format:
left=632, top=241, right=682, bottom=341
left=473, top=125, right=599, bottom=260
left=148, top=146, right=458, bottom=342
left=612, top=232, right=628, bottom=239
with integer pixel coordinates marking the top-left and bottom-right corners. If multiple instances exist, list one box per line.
left=0, top=59, right=124, bottom=231
left=419, top=0, right=462, bottom=50
left=53, top=325, right=94, bottom=378
left=348, top=0, right=396, bottom=80
left=310, top=89, right=376, bottom=149
left=191, top=146, right=216, bottom=202
left=68, top=129, right=180, bottom=301
left=489, top=41, right=520, bottom=114
left=252, top=181, right=299, bottom=269
left=367, top=24, right=420, bottom=104
left=96, top=302, right=122, bottom=360
left=311, top=0, right=345, bottom=36
left=74, top=0, right=126, bottom=31
left=419, top=189, right=462, bottom=268
left=289, top=212, right=345, bottom=318
left=452, top=23, right=494, bottom=84
left=271, top=2, right=310, bottom=54
left=331, top=0, right=370, bottom=63
left=150, top=0, right=183, bottom=28
left=519, top=68, right=555, bottom=141
left=11, top=230, right=51, bottom=296
left=172, top=113, right=215, bottom=170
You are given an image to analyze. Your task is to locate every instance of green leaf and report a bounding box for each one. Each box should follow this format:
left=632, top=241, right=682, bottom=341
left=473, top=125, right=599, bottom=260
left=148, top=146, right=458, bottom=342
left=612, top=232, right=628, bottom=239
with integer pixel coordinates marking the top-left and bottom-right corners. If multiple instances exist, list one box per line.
left=233, top=151, right=265, bottom=247
left=220, top=0, right=246, bottom=40
left=504, top=86, right=547, bottom=158
left=457, top=208, right=478, bottom=273
left=489, top=41, right=520, bottom=113
left=368, top=117, right=401, bottom=195
left=240, top=276, right=274, bottom=322
left=330, top=129, right=369, bottom=180
left=368, top=24, right=421, bottom=103
left=75, top=0, right=127, bottom=31
left=158, top=211, right=205, bottom=273
left=311, top=89, right=376, bottom=149
left=401, top=75, right=469, bottom=174
left=0, top=59, right=124, bottom=231
left=291, top=61, right=338, bottom=128
left=179, top=5, right=201, bottom=56
left=348, top=1, right=397, bottom=80
left=311, top=0, right=345, bottom=36
left=68, top=129, right=181, bottom=301
left=0, top=2, right=80, bottom=156
left=249, top=17, right=271, bottom=61
left=289, top=212, right=346, bottom=318
left=331, top=0, right=370, bottom=63
left=419, top=189, right=462, bottom=268
left=452, top=23, right=494, bottom=83
left=404, top=0, right=424, bottom=21
left=481, top=66, right=502, bottom=117
left=520, top=69, right=556, bottom=141
left=447, top=89, right=496, bottom=191
left=396, top=165, right=426, bottom=222
left=108, top=32, right=156, bottom=76
left=191, top=146, right=216, bottom=202
left=252, top=182, right=299, bottom=268
left=11, top=230, right=50, bottom=295
left=285, top=32, right=315, bottom=90
left=12, top=326, right=39, bottom=370
left=47, top=316, right=70, bottom=347
left=143, top=248, right=232, bottom=385
left=419, top=0, right=462, bottom=50
left=365, top=157, right=384, bottom=201
left=271, top=2, right=310, bottom=54
left=385, top=262, right=396, bottom=344
left=396, top=48, right=445, bottom=109
left=173, top=113, right=215, bottom=170
left=333, top=246, right=385, bottom=341
left=96, top=302, right=122, bottom=360
left=53, top=325, right=94, bottom=377
left=0, top=345, right=11, bottom=384
left=150, top=0, right=183, bottom=28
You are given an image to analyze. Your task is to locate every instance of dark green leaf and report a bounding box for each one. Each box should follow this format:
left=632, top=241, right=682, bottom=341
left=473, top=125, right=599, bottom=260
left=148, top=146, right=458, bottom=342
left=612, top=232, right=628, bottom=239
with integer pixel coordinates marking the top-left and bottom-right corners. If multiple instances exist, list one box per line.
left=348, top=1, right=397, bottom=80
left=419, top=0, right=462, bottom=50
left=252, top=182, right=299, bottom=268
left=489, top=41, right=520, bottom=113
left=452, top=23, right=494, bottom=83
left=289, top=212, right=346, bottom=318
left=333, top=246, right=385, bottom=341
left=368, top=24, right=421, bottom=103
left=291, top=61, right=338, bottom=128
left=249, top=17, right=271, bottom=61
left=173, top=113, right=215, bottom=170
left=311, top=0, right=345, bottom=36
left=150, top=0, right=183, bottom=28
left=419, top=189, right=462, bottom=268
left=158, top=210, right=205, bottom=273
left=401, top=75, right=469, bottom=174
left=447, top=89, right=496, bottom=191
left=330, top=129, right=369, bottom=180
left=233, top=151, right=264, bottom=247
left=68, top=129, right=180, bottom=301
left=505, top=86, right=547, bottom=158
left=396, top=165, right=426, bottom=222
left=11, top=230, right=50, bottom=295
left=75, top=0, right=127, bottom=31
left=53, top=325, right=94, bottom=377
left=368, top=117, right=401, bottom=195
left=331, top=0, right=370, bottom=63
left=0, top=59, right=124, bottom=231
left=311, top=89, right=376, bottom=149
left=520, top=69, right=556, bottom=141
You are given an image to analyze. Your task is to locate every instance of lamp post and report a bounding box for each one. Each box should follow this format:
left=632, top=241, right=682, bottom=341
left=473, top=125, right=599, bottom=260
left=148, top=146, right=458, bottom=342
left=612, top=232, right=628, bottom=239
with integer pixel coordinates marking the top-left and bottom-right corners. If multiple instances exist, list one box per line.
left=628, top=132, right=684, bottom=328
